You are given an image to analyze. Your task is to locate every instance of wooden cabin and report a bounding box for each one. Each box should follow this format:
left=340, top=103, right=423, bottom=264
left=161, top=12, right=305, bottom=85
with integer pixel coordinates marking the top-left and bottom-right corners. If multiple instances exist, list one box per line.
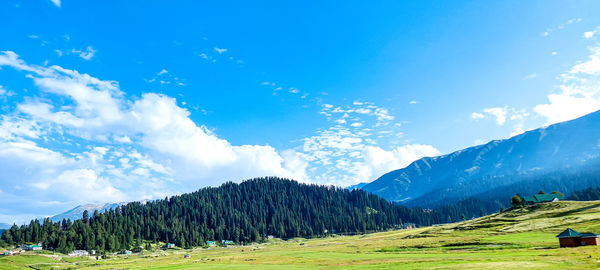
left=556, top=228, right=600, bottom=247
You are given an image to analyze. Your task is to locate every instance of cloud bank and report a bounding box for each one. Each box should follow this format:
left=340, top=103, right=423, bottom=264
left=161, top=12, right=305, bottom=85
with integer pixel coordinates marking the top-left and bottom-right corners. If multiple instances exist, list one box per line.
left=0, top=51, right=306, bottom=223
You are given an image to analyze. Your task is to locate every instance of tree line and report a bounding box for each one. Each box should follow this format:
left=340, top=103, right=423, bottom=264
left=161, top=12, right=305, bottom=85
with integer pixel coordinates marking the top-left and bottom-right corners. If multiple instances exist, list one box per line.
left=0, top=177, right=467, bottom=253
left=4, top=173, right=600, bottom=254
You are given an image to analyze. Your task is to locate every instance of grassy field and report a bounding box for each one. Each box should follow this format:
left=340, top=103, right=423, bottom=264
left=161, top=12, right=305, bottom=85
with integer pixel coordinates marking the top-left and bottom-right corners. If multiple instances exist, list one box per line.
left=2, top=200, right=600, bottom=269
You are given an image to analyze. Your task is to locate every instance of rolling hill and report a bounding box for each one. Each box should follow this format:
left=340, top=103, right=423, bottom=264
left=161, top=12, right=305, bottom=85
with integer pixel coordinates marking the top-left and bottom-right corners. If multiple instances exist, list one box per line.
left=361, top=110, right=600, bottom=207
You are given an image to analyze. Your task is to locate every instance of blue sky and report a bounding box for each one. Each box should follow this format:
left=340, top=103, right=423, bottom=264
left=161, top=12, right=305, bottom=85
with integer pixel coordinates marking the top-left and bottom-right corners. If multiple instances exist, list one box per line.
left=1, top=0, right=600, bottom=223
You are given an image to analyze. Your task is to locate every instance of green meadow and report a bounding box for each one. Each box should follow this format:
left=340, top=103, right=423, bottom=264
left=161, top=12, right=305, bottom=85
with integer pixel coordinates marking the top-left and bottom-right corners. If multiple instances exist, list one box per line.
left=2, top=201, right=600, bottom=269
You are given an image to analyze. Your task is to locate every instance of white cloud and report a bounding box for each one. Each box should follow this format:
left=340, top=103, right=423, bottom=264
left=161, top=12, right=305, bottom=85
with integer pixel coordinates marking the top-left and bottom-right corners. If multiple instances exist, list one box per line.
left=584, top=31, right=596, bottom=39
left=363, top=144, right=440, bottom=180
left=524, top=73, right=537, bottom=80
left=510, top=109, right=529, bottom=121
left=409, top=100, right=419, bottom=104
left=0, top=140, right=127, bottom=220
left=509, top=127, right=525, bottom=137
left=583, top=27, right=600, bottom=39
left=214, top=47, right=227, bottom=54
left=472, top=107, right=529, bottom=127
left=299, top=101, right=428, bottom=186
left=552, top=51, right=558, bottom=56
left=483, top=107, right=507, bottom=125
left=157, top=69, right=168, bottom=75
left=0, top=117, right=42, bottom=140
left=114, top=135, right=132, bottom=143
left=570, top=48, right=600, bottom=74
left=34, top=169, right=126, bottom=202
left=0, top=51, right=308, bottom=222
left=72, top=46, right=96, bottom=60
left=50, top=0, right=60, bottom=7
left=534, top=46, right=600, bottom=124
left=470, top=112, right=485, bottom=120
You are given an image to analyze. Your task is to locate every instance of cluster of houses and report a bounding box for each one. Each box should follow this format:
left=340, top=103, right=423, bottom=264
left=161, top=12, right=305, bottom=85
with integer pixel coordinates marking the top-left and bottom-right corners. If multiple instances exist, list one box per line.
left=1, top=244, right=43, bottom=256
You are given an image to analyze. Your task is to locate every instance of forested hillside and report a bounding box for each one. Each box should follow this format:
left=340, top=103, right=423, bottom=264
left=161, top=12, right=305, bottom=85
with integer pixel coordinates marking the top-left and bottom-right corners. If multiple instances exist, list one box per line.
left=570, top=186, right=600, bottom=201
left=1, top=177, right=461, bottom=253
left=406, top=165, right=600, bottom=208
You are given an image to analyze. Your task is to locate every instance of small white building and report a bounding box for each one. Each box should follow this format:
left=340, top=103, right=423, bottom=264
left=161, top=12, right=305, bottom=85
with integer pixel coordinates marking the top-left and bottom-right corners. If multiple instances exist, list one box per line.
left=70, top=250, right=89, bottom=257
left=24, top=244, right=43, bottom=251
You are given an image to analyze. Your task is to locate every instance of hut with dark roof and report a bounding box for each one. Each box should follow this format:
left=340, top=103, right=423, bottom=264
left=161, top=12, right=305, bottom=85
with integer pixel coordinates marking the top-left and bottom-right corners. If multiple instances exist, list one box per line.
left=556, top=228, right=600, bottom=247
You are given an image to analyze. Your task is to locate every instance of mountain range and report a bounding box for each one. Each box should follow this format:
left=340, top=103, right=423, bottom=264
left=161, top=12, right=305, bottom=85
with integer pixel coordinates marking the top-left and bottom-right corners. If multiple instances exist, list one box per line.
left=361, top=110, right=600, bottom=207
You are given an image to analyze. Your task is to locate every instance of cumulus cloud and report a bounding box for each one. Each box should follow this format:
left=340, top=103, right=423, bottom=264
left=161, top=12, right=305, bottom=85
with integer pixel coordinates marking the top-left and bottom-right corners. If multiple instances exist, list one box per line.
left=0, top=140, right=127, bottom=223
left=472, top=106, right=530, bottom=125
left=0, top=51, right=307, bottom=222
left=534, top=46, right=600, bottom=124
left=483, top=107, right=507, bottom=125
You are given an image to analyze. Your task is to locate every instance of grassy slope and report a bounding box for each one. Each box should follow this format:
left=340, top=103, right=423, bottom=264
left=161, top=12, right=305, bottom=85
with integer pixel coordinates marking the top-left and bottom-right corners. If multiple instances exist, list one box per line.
left=2, top=200, right=600, bottom=269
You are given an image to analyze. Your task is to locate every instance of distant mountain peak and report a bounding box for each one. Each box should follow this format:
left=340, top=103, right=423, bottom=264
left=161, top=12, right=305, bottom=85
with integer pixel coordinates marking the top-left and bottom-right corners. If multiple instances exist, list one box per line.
left=361, top=110, right=600, bottom=206
left=49, top=202, right=127, bottom=222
